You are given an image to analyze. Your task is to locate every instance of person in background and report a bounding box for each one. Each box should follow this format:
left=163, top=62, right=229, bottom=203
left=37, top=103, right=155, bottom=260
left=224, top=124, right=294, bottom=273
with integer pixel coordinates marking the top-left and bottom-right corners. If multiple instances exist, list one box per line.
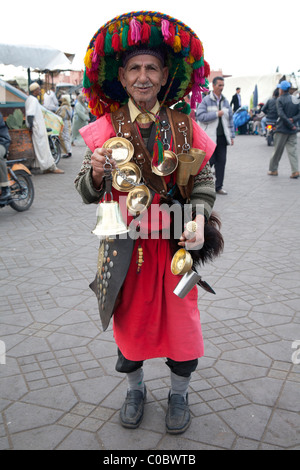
left=43, top=86, right=59, bottom=113
left=0, top=111, right=11, bottom=202
left=268, top=80, right=300, bottom=179
left=56, top=94, right=72, bottom=158
left=25, top=82, right=64, bottom=174
left=261, top=89, right=279, bottom=135
left=230, top=87, right=241, bottom=113
left=196, top=76, right=235, bottom=195
left=71, top=94, right=90, bottom=145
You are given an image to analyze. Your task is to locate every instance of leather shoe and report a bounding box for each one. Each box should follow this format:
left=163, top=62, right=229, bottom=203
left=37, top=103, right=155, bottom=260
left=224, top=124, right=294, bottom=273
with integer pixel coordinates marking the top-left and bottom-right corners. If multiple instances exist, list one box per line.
left=44, top=168, right=64, bottom=174
left=165, top=392, right=191, bottom=434
left=120, top=386, right=146, bottom=429
left=268, top=171, right=278, bottom=176
left=290, top=172, right=299, bottom=179
left=216, top=189, right=228, bottom=195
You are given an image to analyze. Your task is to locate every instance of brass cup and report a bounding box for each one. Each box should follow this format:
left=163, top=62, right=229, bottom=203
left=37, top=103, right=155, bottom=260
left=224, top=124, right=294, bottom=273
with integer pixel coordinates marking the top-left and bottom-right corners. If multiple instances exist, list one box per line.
left=176, top=154, right=195, bottom=186
left=152, top=150, right=178, bottom=176
left=103, top=137, right=134, bottom=166
left=189, top=149, right=206, bottom=175
left=126, top=185, right=151, bottom=215
left=171, top=248, right=193, bottom=275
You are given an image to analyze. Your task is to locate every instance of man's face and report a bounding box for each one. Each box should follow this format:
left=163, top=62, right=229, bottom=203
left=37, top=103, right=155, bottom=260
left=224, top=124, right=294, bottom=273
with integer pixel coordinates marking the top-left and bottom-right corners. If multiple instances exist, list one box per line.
left=213, top=80, right=224, bottom=96
left=32, top=87, right=41, bottom=97
left=119, top=54, right=169, bottom=110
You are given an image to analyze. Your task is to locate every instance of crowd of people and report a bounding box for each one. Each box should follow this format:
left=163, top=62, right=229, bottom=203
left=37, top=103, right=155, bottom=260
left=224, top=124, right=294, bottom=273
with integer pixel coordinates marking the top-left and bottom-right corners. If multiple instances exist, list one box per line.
left=42, top=87, right=91, bottom=155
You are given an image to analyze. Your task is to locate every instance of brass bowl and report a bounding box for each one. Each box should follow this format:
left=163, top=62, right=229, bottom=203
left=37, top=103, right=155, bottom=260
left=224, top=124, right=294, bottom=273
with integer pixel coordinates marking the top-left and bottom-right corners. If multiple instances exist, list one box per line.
left=112, top=162, right=141, bottom=192
left=103, top=137, right=134, bottom=166
left=171, top=248, right=193, bottom=275
left=152, top=150, right=178, bottom=176
left=126, top=185, right=151, bottom=215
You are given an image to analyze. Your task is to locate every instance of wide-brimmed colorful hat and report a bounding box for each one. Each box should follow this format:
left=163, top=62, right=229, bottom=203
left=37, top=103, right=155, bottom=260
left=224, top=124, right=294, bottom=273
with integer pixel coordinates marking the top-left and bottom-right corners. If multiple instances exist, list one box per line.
left=83, top=11, right=210, bottom=119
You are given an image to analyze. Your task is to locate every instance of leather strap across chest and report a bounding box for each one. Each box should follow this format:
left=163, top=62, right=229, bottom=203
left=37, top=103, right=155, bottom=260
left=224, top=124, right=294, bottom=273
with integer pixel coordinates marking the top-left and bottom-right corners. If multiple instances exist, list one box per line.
left=111, top=104, right=194, bottom=198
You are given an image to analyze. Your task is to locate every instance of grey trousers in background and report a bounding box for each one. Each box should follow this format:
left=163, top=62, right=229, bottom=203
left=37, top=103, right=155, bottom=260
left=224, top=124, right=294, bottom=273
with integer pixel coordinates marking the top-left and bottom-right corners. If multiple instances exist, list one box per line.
left=269, top=133, right=298, bottom=173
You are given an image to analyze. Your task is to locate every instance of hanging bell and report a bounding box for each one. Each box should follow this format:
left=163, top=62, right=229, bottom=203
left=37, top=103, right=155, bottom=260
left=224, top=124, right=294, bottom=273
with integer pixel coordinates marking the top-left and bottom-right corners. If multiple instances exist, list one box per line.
left=92, top=192, right=129, bottom=238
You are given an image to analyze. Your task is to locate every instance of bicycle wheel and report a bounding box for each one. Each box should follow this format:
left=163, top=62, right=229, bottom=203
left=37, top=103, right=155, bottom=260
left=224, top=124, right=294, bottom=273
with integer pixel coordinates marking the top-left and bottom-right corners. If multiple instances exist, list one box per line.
left=49, top=137, right=61, bottom=165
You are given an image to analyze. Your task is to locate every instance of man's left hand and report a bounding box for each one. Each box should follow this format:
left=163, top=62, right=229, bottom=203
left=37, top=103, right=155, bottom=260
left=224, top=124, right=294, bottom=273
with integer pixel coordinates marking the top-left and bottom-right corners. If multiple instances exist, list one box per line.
left=178, top=214, right=205, bottom=250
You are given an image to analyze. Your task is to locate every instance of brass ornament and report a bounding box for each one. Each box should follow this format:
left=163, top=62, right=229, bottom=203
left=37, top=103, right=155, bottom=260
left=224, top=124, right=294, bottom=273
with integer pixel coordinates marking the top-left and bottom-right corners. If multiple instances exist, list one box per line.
left=151, top=150, right=178, bottom=176
left=103, top=137, right=134, bottom=166
left=112, top=162, right=142, bottom=192
left=126, top=184, right=151, bottom=215
left=92, top=199, right=129, bottom=237
left=186, top=221, right=198, bottom=233
left=170, top=248, right=193, bottom=275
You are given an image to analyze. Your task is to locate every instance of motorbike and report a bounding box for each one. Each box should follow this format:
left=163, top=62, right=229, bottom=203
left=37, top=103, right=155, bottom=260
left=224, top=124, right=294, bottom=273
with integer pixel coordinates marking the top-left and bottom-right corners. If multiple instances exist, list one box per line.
left=0, top=158, right=34, bottom=212
left=47, top=128, right=61, bottom=165
left=265, top=121, right=276, bottom=146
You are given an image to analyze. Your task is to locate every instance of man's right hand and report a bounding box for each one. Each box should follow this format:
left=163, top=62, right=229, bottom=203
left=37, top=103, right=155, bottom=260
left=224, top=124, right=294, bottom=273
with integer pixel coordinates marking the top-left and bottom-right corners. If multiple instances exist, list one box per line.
left=91, top=148, right=116, bottom=189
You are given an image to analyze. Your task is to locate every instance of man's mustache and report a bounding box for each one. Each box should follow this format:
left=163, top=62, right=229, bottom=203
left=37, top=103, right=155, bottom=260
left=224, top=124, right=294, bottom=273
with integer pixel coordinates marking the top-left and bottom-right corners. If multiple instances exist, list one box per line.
left=133, top=83, right=153, bottom=89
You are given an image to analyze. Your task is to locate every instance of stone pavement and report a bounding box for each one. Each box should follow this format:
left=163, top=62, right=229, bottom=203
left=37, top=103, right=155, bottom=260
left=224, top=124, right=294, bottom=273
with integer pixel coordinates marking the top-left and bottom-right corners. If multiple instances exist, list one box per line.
left=0, top=134, right=299, bottom=451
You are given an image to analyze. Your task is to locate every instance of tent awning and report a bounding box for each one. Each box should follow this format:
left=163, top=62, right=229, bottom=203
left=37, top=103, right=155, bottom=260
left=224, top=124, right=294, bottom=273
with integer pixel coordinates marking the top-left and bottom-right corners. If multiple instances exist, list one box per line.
left=0, top=43, right=73, bottom=71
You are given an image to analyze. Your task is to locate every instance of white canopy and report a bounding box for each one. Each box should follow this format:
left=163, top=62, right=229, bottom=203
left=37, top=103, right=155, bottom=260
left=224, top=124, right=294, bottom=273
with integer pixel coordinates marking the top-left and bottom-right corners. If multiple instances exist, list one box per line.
left=0, top=43, right=73, bottom=71
left=223, top=73, right=284, bottom=110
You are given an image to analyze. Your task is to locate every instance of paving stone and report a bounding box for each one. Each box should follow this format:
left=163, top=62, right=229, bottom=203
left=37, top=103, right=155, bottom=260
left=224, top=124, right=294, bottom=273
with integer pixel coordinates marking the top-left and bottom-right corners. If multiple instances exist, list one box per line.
left=1, top=137, right=300, bottom=449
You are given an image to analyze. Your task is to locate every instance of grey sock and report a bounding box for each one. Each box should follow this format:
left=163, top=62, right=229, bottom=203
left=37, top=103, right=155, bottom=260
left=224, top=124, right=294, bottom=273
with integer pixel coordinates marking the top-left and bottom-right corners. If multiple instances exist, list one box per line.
left=170, top=371, right=191, bottom=398
left=126, top=368, right=144, bottom=394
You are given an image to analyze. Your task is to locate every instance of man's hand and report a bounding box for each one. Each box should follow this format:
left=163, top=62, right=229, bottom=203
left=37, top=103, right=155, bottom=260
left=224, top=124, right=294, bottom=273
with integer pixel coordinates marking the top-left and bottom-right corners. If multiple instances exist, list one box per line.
left=91, top=148, right=116, bottom=189
left=178, top=214, right=205, bottom=250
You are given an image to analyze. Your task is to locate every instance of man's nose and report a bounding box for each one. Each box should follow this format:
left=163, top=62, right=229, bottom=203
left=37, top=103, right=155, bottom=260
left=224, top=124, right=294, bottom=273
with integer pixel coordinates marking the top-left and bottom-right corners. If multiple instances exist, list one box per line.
left=138, top=67, right=148, bottom=82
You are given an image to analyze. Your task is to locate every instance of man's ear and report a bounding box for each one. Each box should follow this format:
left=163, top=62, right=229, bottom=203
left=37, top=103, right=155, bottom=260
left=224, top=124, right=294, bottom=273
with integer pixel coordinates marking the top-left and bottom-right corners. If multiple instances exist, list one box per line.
left=162, top=67, right=169, bottom=87
left=119, top=67, right=126, bottom=87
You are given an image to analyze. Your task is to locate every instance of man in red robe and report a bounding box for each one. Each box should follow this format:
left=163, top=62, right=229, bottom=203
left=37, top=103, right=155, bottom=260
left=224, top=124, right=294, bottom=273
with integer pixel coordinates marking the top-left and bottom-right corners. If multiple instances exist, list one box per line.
left=75, top=11, right=221, bottom=434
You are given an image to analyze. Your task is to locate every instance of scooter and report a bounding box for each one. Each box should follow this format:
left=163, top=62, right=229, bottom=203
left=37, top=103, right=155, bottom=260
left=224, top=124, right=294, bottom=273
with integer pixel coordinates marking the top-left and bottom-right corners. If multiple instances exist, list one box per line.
left=0, top=158, right=34, bottom=212
left=266, top=121, right=276, bottom=146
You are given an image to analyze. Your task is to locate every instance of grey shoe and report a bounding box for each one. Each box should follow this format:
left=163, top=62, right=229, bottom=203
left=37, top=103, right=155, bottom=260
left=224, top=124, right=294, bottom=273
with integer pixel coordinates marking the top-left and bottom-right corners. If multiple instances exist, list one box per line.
left=165, top=392, right=191, bottom=434
left=216, top=189, right=228, bottom=195
left=120, top=386, right=146, bottom=429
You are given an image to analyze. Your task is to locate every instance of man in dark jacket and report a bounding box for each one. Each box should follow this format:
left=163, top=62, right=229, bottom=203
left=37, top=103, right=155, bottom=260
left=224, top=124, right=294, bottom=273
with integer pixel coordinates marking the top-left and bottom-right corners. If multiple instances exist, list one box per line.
left=268, top=81, right=300, bottom=179
left=230, top=87, right=241, bottom=113
left=261, top=89, right=279, bottom=135
left=0, top=112, right=11, bottom=201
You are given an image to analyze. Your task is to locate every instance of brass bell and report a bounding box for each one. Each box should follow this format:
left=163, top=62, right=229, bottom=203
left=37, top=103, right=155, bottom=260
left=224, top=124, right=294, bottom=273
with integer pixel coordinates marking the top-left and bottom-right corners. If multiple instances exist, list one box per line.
left=92, top=194, right=129, bottom=238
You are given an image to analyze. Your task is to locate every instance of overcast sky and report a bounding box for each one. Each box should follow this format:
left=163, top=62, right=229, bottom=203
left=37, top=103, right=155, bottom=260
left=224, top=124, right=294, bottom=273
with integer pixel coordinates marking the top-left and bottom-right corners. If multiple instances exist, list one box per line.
left=1, top=0, right=299, bottom=79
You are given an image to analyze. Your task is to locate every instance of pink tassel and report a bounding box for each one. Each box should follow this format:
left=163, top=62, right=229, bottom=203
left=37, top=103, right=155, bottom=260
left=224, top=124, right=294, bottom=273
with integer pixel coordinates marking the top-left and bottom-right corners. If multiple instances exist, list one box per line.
left=190, top=83, right=202, bottom=109
left=161, top=19, right=171, bottom=41
left=193, top=67, right=204, bottom=82
left=91, top=51, right=100, bottom=71
left=130, top=18, right=142, bottom=44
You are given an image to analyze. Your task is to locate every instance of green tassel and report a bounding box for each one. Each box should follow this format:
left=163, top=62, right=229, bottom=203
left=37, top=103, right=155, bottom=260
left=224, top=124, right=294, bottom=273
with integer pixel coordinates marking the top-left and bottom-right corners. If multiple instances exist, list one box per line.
left=149, top=26, right=162, bottom=47
left=193, top=57, right=205, bottom=69
left=122, top=24, right=129, bottom=49
left=83, top=69, right=91, bottom=88
left=173, top=101, right=191, bottom=115
left=104, top=30, right=113, bottom=55
left=152, top=139, right=164, bottom=166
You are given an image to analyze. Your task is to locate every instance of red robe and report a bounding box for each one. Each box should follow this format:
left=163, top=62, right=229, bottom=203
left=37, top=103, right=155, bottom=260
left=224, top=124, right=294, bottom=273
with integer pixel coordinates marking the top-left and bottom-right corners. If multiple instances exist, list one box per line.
left=80, top=114, right=215, bottom=362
